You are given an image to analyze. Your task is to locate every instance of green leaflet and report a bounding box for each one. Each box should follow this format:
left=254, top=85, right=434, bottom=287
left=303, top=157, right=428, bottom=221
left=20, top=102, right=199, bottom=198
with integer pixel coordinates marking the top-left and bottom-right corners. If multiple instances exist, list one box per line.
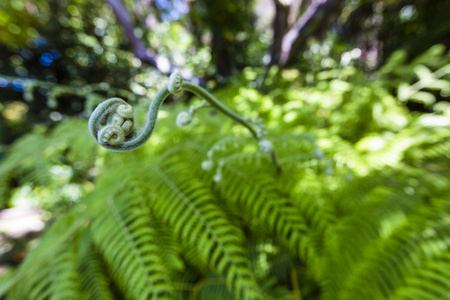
left=1, top=74, right=450, bottom=299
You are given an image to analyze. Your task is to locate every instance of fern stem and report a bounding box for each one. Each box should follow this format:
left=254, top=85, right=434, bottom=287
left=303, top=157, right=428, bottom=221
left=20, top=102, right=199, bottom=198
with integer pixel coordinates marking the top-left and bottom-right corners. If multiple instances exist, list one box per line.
left=181, top=82, right=259, bottom=139
left=181, top=82, right=283, bottom=172
left=290, top=268, right=303, bottom=300
left=188, top=278, right=206, bottom=300
left=270, top=148, right=282, bottom=174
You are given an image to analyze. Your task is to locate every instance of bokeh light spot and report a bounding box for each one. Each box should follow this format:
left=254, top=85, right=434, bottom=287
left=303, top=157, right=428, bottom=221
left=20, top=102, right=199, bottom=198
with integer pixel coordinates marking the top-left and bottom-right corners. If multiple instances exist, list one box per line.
left=2, top=101, right=28, bottom=121
left=0, top=77, right=8, bottom=87
left=67, top=5, right=80, bottom=17
left=12, top=79, right=26, bottom=91
left=39, top=52, right=53, bottom=67
left=49, top=111, right=62, bottom=121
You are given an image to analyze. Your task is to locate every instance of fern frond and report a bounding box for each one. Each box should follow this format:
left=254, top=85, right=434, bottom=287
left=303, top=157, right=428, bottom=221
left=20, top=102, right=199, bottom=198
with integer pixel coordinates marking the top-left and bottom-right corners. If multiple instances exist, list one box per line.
left=79, top=244, right=116, bottom=300
left=89, top=189, right=173, bottom=300
left=321, top=182, right=450, bottom=300
left=49, top=242, right=83, bottom=300
left=6, top=259, right=52, bottom=300
left=4, top=214, right=85, bottom=300
left=149, top=159, right=265, bottom=300
left=149, top=216, right=185, bottom=272
left=341, top=213, right=450, bottom=299
left=2, top=74, right=450, bottom=300
left=196, top=273, right=234, bottom=300
left=0, top=132, right=53, bottom=187
left=49, top=119, right=99, bottom=166
left=390, top=252, right=450, bottom=300
left=217, top=157, right=311, bottom=261
left=0, top=119, right=97, bottom=208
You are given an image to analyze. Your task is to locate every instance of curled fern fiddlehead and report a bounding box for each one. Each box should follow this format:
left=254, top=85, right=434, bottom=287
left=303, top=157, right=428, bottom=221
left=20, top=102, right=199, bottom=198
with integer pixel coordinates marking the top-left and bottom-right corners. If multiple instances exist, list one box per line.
left=98, top=125, right=126, bottom=146
left=175, top=111, right=193, bottom=127
left=258, top=139, right=274, bottom=154
left=201, top=160, right=214, bottom=171
left=88, top=86, right=171, bottom=152
left=167, top=70, right=183, bottom=94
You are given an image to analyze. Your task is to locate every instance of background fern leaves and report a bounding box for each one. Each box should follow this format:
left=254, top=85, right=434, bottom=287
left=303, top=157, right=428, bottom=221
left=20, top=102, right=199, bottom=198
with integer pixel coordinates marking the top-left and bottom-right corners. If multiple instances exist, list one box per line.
left=4, top=214, right=87, bottom=300
left=217, top=161, right=312, bottom=261
left=150, top=162, right=265, bottom=300
left=79, top=246, right=116, bottom=300
left=1, top=85, right=450, bottom=299
left=89, top=193, right=174, bottom=300
left=49, top=242, right=83, bottom=300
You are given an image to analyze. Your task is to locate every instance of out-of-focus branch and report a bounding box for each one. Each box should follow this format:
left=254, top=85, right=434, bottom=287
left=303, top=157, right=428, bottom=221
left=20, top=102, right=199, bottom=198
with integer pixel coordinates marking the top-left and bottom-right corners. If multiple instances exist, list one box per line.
left=268, top=0, right=290, bottom=67
left=104, top=0, right=176, bottom=75
left=278, top=0, right=341, bottom=67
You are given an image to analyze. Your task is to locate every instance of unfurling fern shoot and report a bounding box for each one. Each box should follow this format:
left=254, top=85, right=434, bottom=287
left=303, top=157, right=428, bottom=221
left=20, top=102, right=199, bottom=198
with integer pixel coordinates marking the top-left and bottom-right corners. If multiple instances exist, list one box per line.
left=88, top=71, right=282, bottom=171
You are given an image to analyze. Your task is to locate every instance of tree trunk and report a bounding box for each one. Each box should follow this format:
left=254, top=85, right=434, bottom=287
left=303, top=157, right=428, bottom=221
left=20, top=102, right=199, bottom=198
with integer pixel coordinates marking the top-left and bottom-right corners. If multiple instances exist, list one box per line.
left=278, top=0, right=342, bottom=67
left=269, top=0, right=291, bottom=67
left=104, top=0, right=174, bottom=74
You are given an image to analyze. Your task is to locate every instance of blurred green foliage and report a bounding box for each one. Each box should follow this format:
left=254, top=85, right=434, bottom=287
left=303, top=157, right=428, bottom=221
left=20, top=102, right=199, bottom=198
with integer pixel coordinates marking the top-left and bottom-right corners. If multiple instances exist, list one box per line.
left=1, top=0, right=450, bottom=299
left=1, top=46, right=450, bottom=298
left=0, top=0, right=221, bottom=146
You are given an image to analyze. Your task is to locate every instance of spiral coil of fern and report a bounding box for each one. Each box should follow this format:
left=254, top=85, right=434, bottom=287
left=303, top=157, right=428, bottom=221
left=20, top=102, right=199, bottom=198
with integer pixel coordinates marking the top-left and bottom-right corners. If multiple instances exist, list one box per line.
left=88, top=71, right=282, bottom=171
